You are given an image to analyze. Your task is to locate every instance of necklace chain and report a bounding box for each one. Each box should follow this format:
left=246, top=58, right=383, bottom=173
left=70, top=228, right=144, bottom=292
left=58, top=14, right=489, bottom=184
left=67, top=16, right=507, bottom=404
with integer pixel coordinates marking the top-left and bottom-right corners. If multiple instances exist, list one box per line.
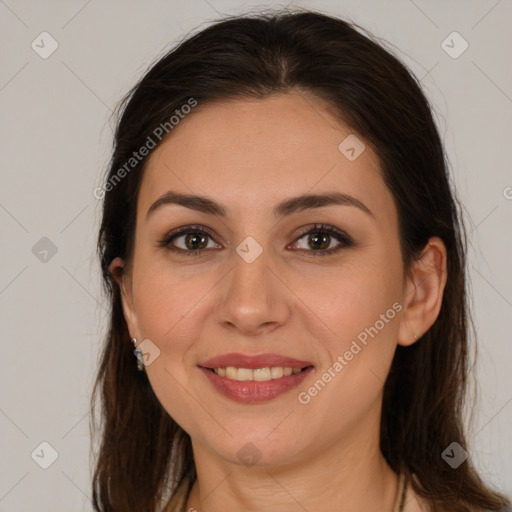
left=392, top=471, right=407, bottom=512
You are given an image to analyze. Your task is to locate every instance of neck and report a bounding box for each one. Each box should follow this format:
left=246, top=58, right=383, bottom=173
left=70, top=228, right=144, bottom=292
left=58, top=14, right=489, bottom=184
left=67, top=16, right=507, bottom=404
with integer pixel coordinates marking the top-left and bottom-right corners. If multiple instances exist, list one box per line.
left=185, top=421, right=399, bottom=512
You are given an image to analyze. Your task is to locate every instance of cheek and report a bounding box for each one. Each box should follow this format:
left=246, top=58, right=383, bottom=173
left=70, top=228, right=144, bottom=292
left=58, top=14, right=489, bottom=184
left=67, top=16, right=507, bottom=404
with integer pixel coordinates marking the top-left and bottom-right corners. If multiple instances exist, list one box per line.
left=130, top=264, right=210, bottom=433
left=291, top=272, right=401, bottom=437
left=295, top=249, right=403, bottom=407
left=132, top=237, right=404, bottom=366
left=132, top=262, right=205, bottom=353
left=130, top=235, right=404, bottom=432
left=128, top=246, right=202, bottom=379
left=301, top=253, right=403, bottom=348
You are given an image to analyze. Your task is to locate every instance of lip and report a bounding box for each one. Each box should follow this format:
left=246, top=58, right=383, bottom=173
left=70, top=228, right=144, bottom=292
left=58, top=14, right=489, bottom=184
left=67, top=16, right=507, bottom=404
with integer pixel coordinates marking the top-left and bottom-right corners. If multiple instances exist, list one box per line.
left=198, top=353, right=315, bottom=403
left=199, top=365, right=314, bottom=403
left=199, top=352, right=313, bottom=370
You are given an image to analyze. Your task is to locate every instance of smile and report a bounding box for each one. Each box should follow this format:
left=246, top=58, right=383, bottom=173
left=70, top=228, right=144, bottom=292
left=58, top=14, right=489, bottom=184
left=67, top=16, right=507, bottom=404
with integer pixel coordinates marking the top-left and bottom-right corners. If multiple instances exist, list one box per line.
left=209, top=366, right=304, bottom=381
left=199, top=365, right=314, bottom=403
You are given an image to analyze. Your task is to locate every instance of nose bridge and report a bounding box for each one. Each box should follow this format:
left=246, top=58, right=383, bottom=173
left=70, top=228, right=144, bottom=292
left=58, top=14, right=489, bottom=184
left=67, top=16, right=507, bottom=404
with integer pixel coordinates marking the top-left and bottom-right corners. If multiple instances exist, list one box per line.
left=215, top=236, right=288, bottom=333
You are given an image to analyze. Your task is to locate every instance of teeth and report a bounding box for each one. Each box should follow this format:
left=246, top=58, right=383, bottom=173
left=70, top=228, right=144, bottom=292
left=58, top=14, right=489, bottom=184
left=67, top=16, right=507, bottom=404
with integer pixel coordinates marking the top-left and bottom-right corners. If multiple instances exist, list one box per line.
left=237, top=368, right=253, bottom=381
left=254, top=367, right=271, bottom=381
left=213, top=366, right=305, bottom=381
left=270, top=367, right=283, bottom=379
left=225, top=366, right=237, bottom=380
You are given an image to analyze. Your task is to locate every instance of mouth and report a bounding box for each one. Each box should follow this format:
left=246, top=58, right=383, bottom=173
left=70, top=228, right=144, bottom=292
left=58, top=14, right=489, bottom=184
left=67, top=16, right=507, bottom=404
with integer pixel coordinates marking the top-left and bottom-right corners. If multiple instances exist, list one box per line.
left=198, top=352, right=315, bottom=403
left=202, top=365, right=314, bottom=382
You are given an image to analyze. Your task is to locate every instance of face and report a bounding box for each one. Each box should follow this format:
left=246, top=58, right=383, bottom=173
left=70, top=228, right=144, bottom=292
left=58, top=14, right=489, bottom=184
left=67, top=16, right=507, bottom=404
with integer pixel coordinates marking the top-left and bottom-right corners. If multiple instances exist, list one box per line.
left=115, top=90, right=418, bottom=467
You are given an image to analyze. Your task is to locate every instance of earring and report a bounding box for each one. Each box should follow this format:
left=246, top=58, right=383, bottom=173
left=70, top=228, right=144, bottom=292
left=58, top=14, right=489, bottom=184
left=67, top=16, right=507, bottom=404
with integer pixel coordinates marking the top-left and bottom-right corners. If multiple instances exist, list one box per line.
left=414, top=333, right=419, bottom=341
left=131, top=338, right=145, bottom=372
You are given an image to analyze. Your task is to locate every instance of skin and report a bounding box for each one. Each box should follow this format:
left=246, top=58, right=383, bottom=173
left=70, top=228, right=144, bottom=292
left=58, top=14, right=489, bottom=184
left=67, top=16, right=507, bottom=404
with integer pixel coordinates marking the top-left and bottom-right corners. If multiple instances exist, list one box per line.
left=111, top=90, right=446, bottom=512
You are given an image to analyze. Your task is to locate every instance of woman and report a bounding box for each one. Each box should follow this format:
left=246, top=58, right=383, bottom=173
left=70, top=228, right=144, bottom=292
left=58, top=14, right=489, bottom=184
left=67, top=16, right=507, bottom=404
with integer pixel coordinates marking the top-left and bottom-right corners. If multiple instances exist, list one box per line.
left=90, top=9, right=511, bottom=512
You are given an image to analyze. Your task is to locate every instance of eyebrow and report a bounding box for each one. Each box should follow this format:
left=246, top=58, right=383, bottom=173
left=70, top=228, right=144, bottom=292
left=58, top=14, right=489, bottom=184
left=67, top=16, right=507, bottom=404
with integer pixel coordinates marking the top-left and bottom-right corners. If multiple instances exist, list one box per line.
left=146, top=190, right=373, bottom=219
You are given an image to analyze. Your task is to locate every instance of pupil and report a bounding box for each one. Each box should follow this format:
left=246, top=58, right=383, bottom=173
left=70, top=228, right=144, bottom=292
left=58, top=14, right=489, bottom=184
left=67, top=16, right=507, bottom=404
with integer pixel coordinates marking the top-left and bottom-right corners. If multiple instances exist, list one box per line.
left=186, top=233, right=207, bottom=250
left=309, top=232, right=329, bottom=250
left=184, top=231, right=331, bottom=251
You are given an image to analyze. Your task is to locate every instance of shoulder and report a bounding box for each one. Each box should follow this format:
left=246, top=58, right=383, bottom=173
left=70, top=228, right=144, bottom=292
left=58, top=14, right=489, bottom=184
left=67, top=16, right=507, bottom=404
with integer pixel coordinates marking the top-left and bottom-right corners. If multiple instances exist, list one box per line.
left=403, top=481, right=430, bottom=512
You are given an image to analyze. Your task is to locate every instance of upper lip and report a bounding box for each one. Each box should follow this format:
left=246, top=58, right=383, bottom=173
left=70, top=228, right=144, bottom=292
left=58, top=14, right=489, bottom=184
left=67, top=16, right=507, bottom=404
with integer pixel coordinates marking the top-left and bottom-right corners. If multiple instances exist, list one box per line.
left=199, top=352, right=314, bottom=369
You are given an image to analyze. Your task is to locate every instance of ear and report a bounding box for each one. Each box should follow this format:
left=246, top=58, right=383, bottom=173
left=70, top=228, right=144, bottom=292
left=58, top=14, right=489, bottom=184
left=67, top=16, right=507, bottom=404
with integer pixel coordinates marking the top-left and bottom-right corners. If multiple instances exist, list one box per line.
left=109, top=257, right=141, bottom=339
left=397, top=237, right=448, bottom=347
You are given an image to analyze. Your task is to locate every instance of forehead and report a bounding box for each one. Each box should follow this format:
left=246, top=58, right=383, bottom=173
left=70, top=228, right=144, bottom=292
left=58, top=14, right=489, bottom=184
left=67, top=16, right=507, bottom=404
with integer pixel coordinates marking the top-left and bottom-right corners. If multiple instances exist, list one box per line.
left=138, top=91, right=392, bottom=221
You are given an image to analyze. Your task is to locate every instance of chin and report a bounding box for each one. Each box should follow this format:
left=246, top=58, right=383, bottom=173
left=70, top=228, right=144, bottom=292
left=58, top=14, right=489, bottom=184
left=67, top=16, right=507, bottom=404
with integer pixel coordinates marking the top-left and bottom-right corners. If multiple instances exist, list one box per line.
left=209, top=435, right=305, bottom=469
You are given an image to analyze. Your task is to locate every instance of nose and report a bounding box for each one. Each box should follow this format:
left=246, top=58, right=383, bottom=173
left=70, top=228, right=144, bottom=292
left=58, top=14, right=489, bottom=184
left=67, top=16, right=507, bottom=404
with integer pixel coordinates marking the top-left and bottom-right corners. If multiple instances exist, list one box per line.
left=214, top=242, right=291, bottom=337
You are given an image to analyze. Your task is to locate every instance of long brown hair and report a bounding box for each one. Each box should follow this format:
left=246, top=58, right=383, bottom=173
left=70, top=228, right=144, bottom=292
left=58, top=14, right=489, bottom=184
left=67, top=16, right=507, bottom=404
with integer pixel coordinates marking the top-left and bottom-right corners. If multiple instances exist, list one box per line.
left=91, top=8, right=510, bottom=512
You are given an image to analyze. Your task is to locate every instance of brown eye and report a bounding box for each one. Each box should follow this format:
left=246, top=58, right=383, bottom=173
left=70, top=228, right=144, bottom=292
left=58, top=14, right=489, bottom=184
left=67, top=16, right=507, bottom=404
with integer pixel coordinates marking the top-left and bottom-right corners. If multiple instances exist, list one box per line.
left=159, top=223, right=353, bottom=258
left=181, top=232, right=209, bottom=251
left=291, top=224, right=353, bottom=257
left=159, top=225, right=220, bottom=256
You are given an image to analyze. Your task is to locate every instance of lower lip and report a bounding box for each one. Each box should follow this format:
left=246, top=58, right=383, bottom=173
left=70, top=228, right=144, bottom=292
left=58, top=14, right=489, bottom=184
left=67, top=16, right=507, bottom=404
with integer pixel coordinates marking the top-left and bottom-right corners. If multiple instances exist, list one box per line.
left=199, top=366, right=314, bottom=403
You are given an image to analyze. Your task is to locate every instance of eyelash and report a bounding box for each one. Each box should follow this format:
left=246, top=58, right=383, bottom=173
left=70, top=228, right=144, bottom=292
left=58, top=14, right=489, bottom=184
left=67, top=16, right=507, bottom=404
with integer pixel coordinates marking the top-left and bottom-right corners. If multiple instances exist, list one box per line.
left=158, top=223, right=353, bottom=258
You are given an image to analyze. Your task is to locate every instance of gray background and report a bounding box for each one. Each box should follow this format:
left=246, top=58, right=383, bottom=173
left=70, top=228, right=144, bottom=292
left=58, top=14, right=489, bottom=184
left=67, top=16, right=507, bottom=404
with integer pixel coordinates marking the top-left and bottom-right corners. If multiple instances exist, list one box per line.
left=0, top=0, right=511, bottom=510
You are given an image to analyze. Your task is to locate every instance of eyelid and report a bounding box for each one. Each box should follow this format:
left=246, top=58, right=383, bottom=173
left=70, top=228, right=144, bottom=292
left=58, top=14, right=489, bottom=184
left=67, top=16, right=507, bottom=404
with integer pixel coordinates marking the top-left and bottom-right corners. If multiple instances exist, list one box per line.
left=158, top=223, right=353, bottom=256
left=289, top=223, right=353, bottom=255
left=158, top=224, right=220, bottom=251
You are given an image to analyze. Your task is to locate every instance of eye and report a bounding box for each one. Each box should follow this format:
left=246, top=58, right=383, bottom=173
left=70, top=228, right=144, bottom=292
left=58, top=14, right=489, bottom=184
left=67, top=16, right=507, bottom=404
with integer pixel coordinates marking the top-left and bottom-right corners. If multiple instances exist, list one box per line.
left=289, top=223, right=353, bottom=257
left=158, top=225, right=221, bottom=256
left=158, top=223, right=353, bottom=257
